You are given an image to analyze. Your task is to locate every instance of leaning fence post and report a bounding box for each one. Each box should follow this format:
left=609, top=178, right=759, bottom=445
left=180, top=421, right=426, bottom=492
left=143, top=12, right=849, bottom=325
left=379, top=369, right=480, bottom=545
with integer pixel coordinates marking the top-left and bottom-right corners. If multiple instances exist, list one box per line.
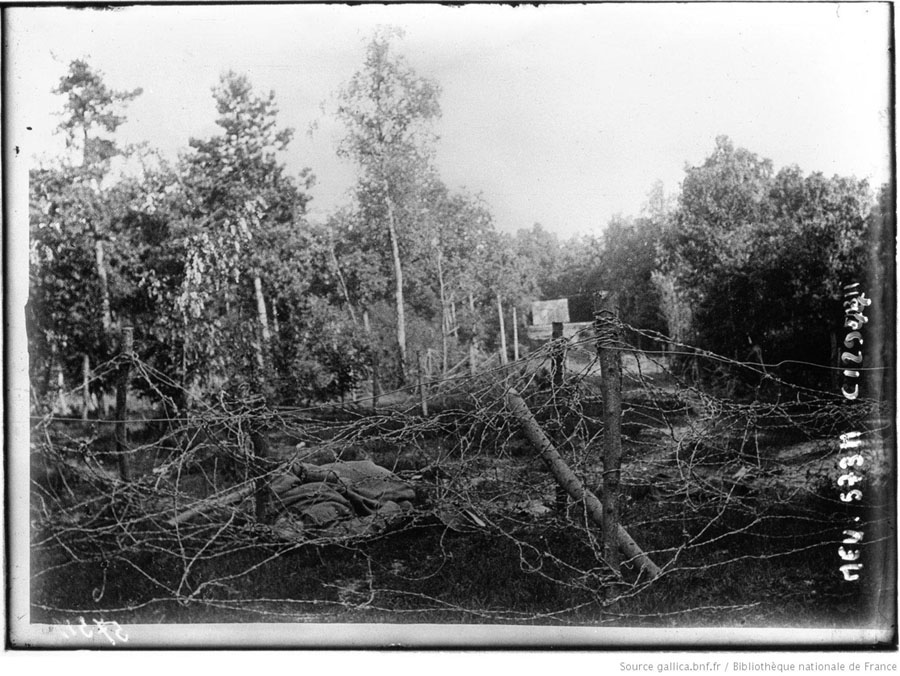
left=505, top=387, right=660, bottom=579
left=115, top=327, right=134, bottom=482
left=595, top=292, right=623, bottom=570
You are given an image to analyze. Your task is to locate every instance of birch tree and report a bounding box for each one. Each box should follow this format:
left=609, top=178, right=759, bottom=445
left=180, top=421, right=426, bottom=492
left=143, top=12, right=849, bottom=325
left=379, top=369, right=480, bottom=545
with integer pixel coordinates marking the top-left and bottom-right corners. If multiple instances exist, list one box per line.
left=180, top=71, right=312, bottom=384
left=336, top=27, right=441, bottom=384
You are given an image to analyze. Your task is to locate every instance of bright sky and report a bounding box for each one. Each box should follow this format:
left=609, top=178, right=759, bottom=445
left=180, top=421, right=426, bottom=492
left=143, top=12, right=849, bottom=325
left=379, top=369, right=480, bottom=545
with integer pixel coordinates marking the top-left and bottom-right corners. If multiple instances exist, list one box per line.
left=8, top=3, right=892, bottom=238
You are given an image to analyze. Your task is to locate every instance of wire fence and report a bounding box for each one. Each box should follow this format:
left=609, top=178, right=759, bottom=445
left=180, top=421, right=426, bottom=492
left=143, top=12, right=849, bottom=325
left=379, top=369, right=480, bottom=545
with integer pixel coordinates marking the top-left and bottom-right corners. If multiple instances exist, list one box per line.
left=28, top=318, right=891, bottom=625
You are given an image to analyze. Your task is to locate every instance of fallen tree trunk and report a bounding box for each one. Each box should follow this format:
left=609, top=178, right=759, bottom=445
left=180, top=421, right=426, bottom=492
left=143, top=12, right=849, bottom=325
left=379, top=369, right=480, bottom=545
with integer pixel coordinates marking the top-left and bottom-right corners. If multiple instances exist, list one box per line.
left=505, top=387, right=661, bottom=580
left=168, top=483, right=256, bottom=526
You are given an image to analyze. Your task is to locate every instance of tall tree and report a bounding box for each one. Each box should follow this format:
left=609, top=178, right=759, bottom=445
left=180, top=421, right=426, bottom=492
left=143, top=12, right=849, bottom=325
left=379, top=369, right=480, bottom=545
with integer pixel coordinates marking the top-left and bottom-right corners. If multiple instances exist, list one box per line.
left=514, top=223, right=564, bottom=297
left=660, top=136, right=873, bottom=383
left=656, top=136, right=776, bottom=357
left=599, top=213, right=668, bottom=346
left=479, top=230, right=538, bottom=360
left=399, top=179, right=498, bottom=369
left=53, top=60, right=143, bottom=335
left=336, top=27, right=442, bottom=383
left=752, top=167, right=872, bottom=374
left=179, top=71, right=313, bottom=389
left=29, top=60, right=142, bottom=406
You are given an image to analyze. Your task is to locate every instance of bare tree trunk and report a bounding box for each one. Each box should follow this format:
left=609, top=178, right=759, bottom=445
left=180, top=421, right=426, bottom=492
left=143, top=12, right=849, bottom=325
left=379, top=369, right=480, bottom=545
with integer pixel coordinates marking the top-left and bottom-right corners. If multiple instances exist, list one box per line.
left=82, top=353, right=91, bottom=421
left=169, top=484, right=257, bottom=526
left=95, top=239, right=113, bottom=335
left=253, top=274, right=271, bottom=370
left=437, top=251, right=448, bottom=373
left=496, top=292, right=508, bottom=365
left=180, top=321, right=190, bottom=411
left=425, top=348, right=434, bottom=377
left=381, top=183, right=407, bottom=383
left=253, top=275, right=271, bottom=344
left=53, top=343, right=66, bottom=415
left=441, top=308, right=449, bottom=374
left=84, top=125, right=111, bottom=412
left=328, top=236, right=357, bottom=323
left=417, top=351, right=428, bottom=416
left=512, top=305, right=520, bottom=362
left=363, top=310, right=380, bottom=406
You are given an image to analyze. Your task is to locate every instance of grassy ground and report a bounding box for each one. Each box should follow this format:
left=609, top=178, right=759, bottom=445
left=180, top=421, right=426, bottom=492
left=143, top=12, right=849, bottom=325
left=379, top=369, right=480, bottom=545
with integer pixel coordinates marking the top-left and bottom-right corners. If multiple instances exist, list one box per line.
left=30, top=503, right=875, bottom=627
left=29, top=364, right=892, bottom=630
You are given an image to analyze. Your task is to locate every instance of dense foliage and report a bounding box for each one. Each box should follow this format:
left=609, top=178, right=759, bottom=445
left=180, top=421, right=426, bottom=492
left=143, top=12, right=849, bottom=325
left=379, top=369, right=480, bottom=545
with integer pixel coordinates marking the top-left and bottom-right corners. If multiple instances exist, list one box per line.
left=29, top=43, right=887, bottom=411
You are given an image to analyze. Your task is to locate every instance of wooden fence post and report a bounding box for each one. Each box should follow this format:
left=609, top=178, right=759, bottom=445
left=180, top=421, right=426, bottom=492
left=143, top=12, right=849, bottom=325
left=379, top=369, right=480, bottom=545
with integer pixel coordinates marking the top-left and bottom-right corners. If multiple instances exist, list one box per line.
left=550, top=320, right=568, bottom=516
left=594, top=292, right=622, bottom=570
left=551, top=321, right=565, bottom=389
left=115, top=327, right=134, bottom=482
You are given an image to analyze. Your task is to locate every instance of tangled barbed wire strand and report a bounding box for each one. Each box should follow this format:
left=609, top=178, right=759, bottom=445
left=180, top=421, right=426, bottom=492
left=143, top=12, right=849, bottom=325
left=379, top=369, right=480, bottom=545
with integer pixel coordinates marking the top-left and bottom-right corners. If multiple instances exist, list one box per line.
left=27, top=322, right=889, bottom=624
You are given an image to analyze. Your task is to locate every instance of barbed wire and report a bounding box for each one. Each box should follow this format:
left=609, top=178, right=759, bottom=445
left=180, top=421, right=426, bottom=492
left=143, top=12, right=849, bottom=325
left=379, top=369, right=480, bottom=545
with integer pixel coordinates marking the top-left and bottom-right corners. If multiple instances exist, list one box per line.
left=27, top=324, right=888, bottom=625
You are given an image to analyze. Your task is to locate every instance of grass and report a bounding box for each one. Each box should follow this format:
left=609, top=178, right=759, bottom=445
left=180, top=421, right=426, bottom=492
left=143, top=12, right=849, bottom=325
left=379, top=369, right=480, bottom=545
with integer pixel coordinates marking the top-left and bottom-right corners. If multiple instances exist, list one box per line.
left=31, top=532, right=871, bottom=628
left=30, top=480, right=882, bottom=628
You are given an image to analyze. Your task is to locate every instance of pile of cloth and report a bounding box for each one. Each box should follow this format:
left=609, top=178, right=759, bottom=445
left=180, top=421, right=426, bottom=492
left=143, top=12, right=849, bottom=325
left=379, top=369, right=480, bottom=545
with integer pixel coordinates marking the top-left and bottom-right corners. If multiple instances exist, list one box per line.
left=268, top=459, right=418, bottom=541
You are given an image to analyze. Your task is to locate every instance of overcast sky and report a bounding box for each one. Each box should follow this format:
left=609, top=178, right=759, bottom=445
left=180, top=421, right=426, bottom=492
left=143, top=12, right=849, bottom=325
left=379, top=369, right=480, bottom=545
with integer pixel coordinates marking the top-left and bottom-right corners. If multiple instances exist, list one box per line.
left=8, top=3, right=892, bottom=238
